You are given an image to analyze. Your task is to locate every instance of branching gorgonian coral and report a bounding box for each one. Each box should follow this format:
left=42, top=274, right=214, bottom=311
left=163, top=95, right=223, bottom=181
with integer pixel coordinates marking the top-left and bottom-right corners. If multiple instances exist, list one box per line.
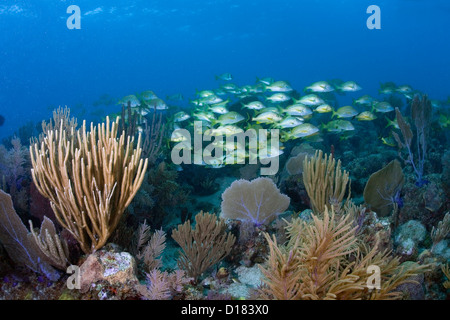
left=258, top=207, right=429, bottom=300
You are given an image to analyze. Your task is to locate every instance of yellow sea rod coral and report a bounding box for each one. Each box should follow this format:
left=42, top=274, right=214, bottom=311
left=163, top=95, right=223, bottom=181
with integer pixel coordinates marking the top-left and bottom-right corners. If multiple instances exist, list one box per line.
left=30, top=116, right=148, bottom=253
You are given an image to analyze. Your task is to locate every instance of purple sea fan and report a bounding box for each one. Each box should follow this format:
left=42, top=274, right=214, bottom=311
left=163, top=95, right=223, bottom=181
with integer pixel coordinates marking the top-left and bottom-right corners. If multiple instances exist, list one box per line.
left=220, top=177, right=290, bottom=226
left=140, top=269, right=171, bottom=300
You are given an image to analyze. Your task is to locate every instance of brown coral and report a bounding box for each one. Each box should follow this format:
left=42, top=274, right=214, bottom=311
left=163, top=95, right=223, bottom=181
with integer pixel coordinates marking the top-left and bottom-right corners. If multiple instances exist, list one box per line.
left=171, top=211, right=236, bottom=281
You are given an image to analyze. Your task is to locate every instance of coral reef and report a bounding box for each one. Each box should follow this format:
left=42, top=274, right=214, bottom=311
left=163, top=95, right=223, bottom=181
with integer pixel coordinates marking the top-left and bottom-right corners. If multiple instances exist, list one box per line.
left=0, top=84, right=448, bottom=302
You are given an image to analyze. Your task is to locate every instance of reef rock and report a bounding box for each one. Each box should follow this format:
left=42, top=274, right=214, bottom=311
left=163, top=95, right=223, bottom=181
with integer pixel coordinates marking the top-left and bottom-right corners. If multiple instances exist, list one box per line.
left=423, top=181, right=444, bottom=213
left=395, top=262, right=425, bottom=300
left=395, top=220, right=426, bottom=261
left=79, top=245, right=138, bottom=295
left=223, top=264, right=264, bottom=299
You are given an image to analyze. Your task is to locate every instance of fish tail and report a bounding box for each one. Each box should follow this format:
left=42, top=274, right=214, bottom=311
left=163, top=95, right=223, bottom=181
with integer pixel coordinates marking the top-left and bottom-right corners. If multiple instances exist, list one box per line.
left=384, top=116, right=393, bottom=128
left=331, top=110, right=337, bottom=119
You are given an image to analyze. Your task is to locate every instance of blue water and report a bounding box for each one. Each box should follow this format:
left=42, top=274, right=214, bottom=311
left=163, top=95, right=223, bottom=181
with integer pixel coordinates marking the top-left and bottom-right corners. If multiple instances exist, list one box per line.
left=0, top=0, right=449, bottom=139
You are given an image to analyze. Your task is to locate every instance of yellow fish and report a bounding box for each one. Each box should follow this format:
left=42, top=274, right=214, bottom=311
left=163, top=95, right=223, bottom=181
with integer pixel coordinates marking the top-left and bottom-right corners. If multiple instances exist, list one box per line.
left=356, top=111, right=377, bottom=121
left=314, top=104, right=333, bottom=113
left=381, top=136, right=397, bottom=147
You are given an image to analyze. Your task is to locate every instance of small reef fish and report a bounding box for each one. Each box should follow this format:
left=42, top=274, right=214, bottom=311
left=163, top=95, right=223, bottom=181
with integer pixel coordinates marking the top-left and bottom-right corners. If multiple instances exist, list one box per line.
left=259, top=147, right=284, bottom=159
left=265, top=81, right=293, bottom=92
left=172, top=141, right=193, bottom=152
left=131, top=106, right=150, bottom=116
left=252, top=111, right=283, bottom=124
left=221, top=83, right=238, bottom=91
left=372, top=101, right=394, bottom=113
left=338, top=81, right=362, bottom=92
left=242, top=101, right=265, bottom=110
left=210, top=99, right=230, bottom=108
left=146, top=98, right=168, bottom=110
left=266, top=93, right=291, bottom=103
left=304, top=81, right=334, bottom=93
left=356, top=111, right=377, bottom=121
left=171, top=130, right=189, bottom=142
left=396, top=85, right=413, bottom=94
left=275, top=117, right=304, bottom=129
left=140, top=90, right=159, bottom=102
left=314, top=104, right=333, bottom=113
left=332, top=106, right=358, bottom=119
left=215, top=73, right=233, bottom=81
left=256, top=77, right=275, bottom=85
left=380, top=135, right=397, bottom=147
left=290, top=123, right=320, bottom=138
left=202, top=157, right=226, bottom=169
left=214, top=88, right=227, bottom=96
left=209, top=105, right=229, bottom=115
left=206, top=125, right=244, bottom=136
left=118, top=95, right=141, bottom=107
left=201, top=95, right=223, bottom=105
left=354, top=95, right=374, bottom=106
left=212, top=112, right=245, bottom=126
left=282, top=104, right=313, bottom=117
left=385, top=116, right=400, bottom=129
left=430, top=100, right=442, bottom=109
left=193, top=111, right=215, bottom=123
left=294, top=94, right=324, bottom=106
left=379, top=82, right=397, bottom=95
left=173, top=111, right=191, bottom=122
left=323, top=120, right=355, bottom=133
left=244, top=83, right=265, bottom=94
left=197, top=90, right=215, bottom=98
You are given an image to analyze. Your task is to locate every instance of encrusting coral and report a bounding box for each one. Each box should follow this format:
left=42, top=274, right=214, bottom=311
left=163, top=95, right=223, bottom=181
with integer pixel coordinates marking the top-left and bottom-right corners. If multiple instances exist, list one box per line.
left=29, top=116, right=148, bottom=253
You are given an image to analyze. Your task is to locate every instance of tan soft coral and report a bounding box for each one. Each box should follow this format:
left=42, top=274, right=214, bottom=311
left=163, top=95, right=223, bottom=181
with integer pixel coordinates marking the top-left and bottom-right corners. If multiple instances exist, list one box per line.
left=258, top=207, right=429, bottom=300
